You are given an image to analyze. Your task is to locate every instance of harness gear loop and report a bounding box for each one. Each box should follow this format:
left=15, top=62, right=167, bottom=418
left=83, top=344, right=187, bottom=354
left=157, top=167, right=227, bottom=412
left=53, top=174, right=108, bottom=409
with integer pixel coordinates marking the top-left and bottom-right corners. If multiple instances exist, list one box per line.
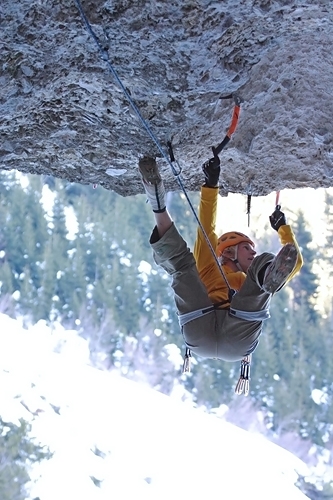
left=182, top=347, right=192, bottom=373
left=235, top=354, right=252, bottom=396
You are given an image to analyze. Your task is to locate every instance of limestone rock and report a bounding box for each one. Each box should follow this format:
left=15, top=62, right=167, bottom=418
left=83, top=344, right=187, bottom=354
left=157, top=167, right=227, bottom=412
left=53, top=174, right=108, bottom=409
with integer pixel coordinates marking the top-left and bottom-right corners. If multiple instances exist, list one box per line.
left=1, top=0, right=333, bottom=197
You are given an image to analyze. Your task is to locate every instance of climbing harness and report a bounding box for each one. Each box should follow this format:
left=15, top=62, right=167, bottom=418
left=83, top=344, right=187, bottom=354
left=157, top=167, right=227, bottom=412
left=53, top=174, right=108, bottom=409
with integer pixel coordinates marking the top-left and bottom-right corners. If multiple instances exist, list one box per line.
left=179, top=303, right=270, bottom=327
left=178, top=301, right=230, bottom=327
left=179, top=304, right=269, bottom=395
left=73, top=0, right=265, bottom=396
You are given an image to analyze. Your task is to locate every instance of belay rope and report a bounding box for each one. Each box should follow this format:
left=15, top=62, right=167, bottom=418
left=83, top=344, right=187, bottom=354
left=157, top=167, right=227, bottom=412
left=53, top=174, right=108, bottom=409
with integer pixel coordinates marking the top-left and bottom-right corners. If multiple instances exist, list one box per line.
left=74, top=0, right=253, bottom=396
left=74, top=0, right=228, bottom=288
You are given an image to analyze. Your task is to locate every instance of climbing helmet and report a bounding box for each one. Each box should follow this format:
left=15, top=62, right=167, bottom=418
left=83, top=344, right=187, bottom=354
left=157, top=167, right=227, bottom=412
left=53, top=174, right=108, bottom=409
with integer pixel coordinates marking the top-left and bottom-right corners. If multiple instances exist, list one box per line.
left=217, top=231, right=255, bottom=257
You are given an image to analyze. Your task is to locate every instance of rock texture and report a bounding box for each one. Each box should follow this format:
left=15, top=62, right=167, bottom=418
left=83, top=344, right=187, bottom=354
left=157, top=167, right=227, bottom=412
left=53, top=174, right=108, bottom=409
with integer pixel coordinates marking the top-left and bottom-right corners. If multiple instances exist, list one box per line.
left=1, top=0, right=333, bottom=197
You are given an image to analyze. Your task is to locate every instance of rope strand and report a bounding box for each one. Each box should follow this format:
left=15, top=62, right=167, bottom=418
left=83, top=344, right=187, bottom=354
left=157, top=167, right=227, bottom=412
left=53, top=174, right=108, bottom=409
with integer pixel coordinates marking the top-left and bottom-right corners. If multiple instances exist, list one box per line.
left=74, top=0, right=235, bottom=292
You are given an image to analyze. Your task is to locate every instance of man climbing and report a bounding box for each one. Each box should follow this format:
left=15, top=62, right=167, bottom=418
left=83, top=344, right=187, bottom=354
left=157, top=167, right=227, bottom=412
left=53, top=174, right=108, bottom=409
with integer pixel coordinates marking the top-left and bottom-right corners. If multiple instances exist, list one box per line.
left=138, top=156, right=303, bottom=363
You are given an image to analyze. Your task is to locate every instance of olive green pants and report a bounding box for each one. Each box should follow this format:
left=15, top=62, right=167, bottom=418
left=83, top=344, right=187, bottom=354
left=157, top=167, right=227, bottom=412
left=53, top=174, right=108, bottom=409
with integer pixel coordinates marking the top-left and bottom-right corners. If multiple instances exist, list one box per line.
left=150, top=223, right=274, bottom=362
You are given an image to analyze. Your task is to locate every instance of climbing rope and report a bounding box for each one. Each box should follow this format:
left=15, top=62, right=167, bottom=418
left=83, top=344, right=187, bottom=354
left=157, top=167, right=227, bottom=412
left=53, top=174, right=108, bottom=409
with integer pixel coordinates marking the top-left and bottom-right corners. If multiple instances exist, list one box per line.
left=74, top=0, right=240, bottom=296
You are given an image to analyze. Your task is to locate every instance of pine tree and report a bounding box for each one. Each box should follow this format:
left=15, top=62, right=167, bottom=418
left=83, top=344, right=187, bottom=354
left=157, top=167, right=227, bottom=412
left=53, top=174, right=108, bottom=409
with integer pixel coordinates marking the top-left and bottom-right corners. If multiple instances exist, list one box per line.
left=0, top=260, right=14, bottom=296
left=0, top=176, right=28, bottom=289
left=0, top=172, right=49, bottom=317
left=289, top=210, right=319, bottom=323
left=323, top=189, right=333, bottom=262
left=263, top=207, right=330, bottom=445
left=252, top=286, right=295, bottom=407
left=167, top=191, right=200, bottom=249
left=0, top=417, right=51, bottom=500
left=19, top=266, right=36, bottom=316
left=37, top=237, right=59, bottom=321
left=37, top=185, right=72, bottom=322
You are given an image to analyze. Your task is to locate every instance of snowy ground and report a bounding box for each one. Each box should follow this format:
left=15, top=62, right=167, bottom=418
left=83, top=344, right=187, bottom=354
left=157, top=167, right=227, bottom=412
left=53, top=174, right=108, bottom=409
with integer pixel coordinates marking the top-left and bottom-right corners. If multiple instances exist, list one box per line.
left=0, top=313, right=311, bottom=500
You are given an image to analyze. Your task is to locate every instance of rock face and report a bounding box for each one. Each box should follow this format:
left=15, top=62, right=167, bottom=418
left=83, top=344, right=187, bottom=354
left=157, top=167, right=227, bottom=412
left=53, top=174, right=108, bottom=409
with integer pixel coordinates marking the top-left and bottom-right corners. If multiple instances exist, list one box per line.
left=1, top=0, right=333, bottom=197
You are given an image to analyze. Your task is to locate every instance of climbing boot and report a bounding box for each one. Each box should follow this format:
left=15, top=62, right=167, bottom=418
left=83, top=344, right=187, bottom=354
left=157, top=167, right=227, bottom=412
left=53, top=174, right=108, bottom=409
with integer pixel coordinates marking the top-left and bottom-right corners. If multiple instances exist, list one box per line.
left=262, top=243, right=297, bottom=294
left=139, top=157, right=166, bottom=213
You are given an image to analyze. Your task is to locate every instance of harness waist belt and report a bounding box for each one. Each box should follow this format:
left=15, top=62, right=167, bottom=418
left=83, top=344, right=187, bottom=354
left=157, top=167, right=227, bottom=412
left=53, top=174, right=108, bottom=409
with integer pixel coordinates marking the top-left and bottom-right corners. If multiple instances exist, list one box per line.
left=179, top=305, right=270, bottom=327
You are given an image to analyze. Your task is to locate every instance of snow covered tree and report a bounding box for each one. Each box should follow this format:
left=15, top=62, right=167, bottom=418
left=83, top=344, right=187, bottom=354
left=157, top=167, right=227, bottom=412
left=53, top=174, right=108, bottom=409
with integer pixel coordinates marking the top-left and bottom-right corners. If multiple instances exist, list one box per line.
left=0, top=417, right=51, bottom=500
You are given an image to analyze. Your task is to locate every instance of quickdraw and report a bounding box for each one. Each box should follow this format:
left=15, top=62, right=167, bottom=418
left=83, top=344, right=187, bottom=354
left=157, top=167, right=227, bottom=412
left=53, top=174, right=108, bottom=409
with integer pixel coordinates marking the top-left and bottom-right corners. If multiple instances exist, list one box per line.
left=235, top=354, right=252, bottom=396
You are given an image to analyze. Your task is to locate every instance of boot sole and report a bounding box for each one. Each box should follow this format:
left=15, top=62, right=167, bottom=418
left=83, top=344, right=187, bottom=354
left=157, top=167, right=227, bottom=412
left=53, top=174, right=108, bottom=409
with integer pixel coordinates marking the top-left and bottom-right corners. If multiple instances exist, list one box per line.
left=139, top=157, right=161, bottom=185
left=263, top=244, right=297, bottom=294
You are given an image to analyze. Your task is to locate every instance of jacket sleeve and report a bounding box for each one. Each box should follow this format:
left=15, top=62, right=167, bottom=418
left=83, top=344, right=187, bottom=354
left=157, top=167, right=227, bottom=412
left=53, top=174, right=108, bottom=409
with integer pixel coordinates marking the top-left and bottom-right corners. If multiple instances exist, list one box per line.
left=193, top=186, right=219, bottom=274
left=277, top=224, right=304, bottom=283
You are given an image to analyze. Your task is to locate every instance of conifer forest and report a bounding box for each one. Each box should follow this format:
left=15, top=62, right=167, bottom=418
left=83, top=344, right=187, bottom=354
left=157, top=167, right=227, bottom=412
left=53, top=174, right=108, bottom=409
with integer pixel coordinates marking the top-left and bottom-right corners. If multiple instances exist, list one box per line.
left=1, top=171, right=333, bottom=499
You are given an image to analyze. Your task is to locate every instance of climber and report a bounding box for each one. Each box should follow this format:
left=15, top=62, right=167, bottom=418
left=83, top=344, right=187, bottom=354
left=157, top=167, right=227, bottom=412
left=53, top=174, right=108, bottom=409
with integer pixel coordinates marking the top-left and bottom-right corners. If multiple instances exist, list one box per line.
left=138, top=156, right=303, bottom=362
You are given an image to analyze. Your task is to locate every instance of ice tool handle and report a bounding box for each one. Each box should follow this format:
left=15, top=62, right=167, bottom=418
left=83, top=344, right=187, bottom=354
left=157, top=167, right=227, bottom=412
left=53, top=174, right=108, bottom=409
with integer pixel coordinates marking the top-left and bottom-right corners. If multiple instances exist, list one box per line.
left=201, top=94, right=241, bottom=184
left=211, top=93, right=242, bottom=159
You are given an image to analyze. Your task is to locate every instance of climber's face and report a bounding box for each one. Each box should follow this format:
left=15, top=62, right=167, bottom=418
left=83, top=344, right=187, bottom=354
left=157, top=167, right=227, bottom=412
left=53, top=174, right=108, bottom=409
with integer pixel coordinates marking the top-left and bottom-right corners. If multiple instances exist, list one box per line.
left=237, top=242, right=256, bottom=273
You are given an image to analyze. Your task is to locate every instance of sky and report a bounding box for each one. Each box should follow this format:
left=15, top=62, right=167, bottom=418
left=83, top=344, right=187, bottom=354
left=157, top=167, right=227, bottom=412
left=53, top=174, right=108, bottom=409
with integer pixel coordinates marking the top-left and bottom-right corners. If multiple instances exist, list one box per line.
left=215, top=186, right=332, bottom=248
left=0, top=313, right=313, bottom=500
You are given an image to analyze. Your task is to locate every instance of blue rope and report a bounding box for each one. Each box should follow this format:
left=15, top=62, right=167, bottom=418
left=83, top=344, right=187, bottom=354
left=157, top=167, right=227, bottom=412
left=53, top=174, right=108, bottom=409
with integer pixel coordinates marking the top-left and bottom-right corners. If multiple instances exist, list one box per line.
left=74, top=0, right=232, bottom=292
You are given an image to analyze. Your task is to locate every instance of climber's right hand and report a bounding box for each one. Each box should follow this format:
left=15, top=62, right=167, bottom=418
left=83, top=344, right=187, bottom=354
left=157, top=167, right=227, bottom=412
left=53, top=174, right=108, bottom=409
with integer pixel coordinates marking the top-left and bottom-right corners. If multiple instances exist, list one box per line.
left=202, top=156, right=220, bottom=187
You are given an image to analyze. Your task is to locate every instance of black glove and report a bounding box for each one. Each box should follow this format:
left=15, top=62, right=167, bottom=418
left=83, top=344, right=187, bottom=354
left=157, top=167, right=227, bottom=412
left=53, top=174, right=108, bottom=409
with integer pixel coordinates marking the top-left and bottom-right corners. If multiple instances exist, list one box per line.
left=202, top=156, right=220, bottom=187
left=269, top=205, right=287, bottom=231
